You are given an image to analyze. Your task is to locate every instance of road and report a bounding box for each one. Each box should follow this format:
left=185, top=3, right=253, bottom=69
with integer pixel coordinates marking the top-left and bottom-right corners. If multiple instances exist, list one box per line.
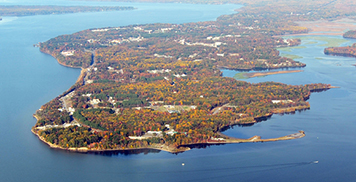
left=83, top=49, right=97, bottom=85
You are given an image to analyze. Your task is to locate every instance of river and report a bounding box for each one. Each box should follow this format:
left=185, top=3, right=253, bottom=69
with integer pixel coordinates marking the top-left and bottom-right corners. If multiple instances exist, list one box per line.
left=1, top=0, right=356, bottom=181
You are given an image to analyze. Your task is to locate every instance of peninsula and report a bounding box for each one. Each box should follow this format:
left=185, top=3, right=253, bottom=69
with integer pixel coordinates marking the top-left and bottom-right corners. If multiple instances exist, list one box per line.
left=324, top=30, right=356, bottom=60
left=31, top=0, right=348, bottom=153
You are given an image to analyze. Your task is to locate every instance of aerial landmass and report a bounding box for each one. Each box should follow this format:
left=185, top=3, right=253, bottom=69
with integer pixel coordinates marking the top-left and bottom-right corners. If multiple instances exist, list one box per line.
left=31, top=0, right=348, bottom=153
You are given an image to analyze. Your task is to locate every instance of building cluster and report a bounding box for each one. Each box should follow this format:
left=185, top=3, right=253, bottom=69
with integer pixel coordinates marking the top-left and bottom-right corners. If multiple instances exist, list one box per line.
left=128, top=124, right=178, bottom=140
left=36, top=121, right=82, bottom=131
left=147, top=69, right=172, bottom=74
left=271, top=100, right=294, bottom=104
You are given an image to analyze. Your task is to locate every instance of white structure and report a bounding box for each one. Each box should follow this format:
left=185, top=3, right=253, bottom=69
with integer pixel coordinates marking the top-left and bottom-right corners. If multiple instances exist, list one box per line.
left=211, top=137, right=225, bottom=141
left=147, top=69, right=171, bottom=74
left=68, top=107, right=76, bottom=115
left=173, top=74, right=187, bottom=78
left=90, top=99, right=101, bottom=105
left=272, top=100, right=293, bottom=104
left=61, top=50, right=75, bottom=57
left=154, top=54, right=173, bottom=59
left=92, top=28, right=109, bottom=32
left=128, top=136, right=149, bottom=140
left=82, top=93, right=92, bottom=97
left=36, top=122, right=81, bottom=130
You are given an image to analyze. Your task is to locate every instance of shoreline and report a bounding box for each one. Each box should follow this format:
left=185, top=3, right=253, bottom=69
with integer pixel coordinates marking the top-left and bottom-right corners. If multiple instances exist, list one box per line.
left=31, top=127, right=305, bottom=154
left=31, top=16, right=342, bottom=154
left=243, top=70, right=303, bottom=78
left=31, top=128, right=190, bottom=153
left=32, top=104, right=311, bottom=154
left=39, top=49, right=83, bottom=69
left=32, top=48, right=316, bottom=154
left=218, top=64, right=306, bottom=72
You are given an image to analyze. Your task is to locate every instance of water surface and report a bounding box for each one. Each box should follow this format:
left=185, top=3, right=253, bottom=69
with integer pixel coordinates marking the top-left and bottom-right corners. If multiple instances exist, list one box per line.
left=1, top=1, right=356, bottom=181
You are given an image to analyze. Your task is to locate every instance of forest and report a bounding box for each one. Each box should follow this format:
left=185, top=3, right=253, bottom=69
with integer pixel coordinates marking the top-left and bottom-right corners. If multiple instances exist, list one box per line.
left=324, top=43, right=356, bottom=58
left=32, top=0, right=338, bottom=152
left=325, top=31, right=356, bottom=58
left=343, top=30, right=356, bottom=39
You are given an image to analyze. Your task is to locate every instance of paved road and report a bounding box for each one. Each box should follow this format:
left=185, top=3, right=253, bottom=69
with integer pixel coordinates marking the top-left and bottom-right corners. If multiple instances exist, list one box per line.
left=84, top=49, right=97, bottom=85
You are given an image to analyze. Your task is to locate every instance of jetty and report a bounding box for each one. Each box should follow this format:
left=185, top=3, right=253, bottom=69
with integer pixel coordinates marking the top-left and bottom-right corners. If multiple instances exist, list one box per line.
left=207, top=130, right=306, bottom=144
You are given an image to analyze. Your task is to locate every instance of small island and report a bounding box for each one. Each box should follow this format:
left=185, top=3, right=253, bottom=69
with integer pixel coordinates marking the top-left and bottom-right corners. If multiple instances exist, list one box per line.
left=32, top=0, right=344, bottom=154
left=0, top=5, right=134, bottom=16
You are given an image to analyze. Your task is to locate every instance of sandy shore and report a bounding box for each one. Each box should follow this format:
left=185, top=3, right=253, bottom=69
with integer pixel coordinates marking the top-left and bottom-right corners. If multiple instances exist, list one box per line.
left=32, top=127, right=305, bottom=154
left=215, top=130, right=305, bottom=143
left=244, top=70, right=303, bottom=78
left=31, top=128, right=190, bottom=153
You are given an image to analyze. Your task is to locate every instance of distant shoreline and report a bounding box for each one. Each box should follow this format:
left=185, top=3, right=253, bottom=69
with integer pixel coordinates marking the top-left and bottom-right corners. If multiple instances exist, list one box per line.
left=0, top=5, right=135, bottom=17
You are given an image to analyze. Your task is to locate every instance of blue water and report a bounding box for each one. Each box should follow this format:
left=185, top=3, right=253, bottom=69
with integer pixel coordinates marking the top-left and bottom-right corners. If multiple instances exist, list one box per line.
left=1, top=1, right=356, bottom=181
left=222, top=36, right=356, bottom=181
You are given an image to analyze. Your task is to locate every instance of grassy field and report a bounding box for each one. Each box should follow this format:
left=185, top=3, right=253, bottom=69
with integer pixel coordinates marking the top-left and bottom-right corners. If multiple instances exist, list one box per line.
left=233, top=72, right=248, bottom=79
left=281, top=53, right=303, bottom=59
left=304, top=41, right=318, bottom=45
left=298, top=36, right=350, bottom=47
left=280, top=36, right=351, bottom=49
left=150, top=105, right=196, bottom=112
left=277, top=46, right=306, bottom=52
